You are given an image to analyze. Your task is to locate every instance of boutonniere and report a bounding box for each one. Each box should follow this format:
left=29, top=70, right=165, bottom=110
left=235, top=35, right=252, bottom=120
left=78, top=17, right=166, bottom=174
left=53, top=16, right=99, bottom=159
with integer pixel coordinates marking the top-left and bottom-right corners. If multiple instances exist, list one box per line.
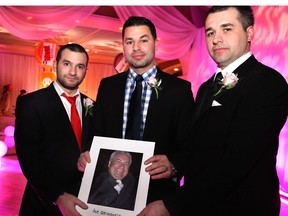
left=147, top=76, right=162, bottom=99
left=214, top=73, right=239, bottom=96
left=83, top=98, right=94, bottom=117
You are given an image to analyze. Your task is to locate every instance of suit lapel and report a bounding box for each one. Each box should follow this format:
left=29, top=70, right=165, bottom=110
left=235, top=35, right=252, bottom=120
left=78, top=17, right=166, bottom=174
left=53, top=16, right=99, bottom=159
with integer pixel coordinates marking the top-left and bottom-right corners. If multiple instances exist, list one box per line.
left=114, top=72, right=129, bottom=137
left=46, top=84, right=71, bottom=125
left=46, top=83, right=82, bottom=152
left=193, top=55, right=257, bottom=122
left=143, top=70, right=165, bottom=137
left=192, top=77, right=214, bottom=121
left=81, top=94, right=91, bottom=150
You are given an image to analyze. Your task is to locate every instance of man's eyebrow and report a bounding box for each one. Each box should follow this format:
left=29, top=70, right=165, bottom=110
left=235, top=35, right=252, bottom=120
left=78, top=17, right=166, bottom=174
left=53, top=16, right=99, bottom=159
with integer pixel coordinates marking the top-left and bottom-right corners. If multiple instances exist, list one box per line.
left=221, top=23, right=234, bottom=28
left=205, top=23, right=234, bottom=33
left=205, top=27, right=213, bottom=33
left=77, top=63, right=86, bottom=67
left=139, top=34, right=149, bottom=39
left=125, top=34, right=150, bottom=42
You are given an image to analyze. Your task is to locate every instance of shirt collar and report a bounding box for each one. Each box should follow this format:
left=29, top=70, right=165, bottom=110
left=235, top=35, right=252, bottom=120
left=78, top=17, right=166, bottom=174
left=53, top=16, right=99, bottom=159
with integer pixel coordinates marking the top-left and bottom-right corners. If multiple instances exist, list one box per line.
left=216, top=52, right=252, bottom=77
left=128, top=65, right=157, bottom=83
left=53, top=81, right=80, bottom=97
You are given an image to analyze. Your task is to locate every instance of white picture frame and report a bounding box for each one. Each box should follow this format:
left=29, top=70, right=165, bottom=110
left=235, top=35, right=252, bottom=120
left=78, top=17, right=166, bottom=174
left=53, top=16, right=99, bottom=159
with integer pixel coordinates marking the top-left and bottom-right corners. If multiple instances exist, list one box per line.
left=77, top=136, right=155, bottom=216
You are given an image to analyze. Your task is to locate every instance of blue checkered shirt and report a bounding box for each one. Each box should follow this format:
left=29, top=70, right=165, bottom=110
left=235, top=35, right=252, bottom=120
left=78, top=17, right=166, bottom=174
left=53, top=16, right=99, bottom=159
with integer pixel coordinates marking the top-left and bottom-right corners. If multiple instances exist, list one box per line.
left=122, top=66, right=158, bottom=139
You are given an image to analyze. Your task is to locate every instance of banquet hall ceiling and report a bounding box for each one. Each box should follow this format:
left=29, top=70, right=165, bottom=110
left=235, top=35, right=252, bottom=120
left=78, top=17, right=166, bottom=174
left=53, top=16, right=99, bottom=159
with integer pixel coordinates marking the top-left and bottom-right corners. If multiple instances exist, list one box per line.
left=0, top=6, right=209, bottom=75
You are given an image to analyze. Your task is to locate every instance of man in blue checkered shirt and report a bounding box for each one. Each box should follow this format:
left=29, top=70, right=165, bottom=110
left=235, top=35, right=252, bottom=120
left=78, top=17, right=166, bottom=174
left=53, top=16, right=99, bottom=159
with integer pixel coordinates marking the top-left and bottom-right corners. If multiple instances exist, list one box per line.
left=78, top=16, right=195, bottom=206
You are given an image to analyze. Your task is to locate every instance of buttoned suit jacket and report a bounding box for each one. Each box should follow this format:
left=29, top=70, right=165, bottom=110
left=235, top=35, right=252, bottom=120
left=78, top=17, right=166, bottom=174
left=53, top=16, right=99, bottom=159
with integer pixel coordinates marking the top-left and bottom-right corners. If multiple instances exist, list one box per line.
left=164, top=55, right=288, bottom=216
left=91, top=67, right=194, bottom=203
left=14, top=83, right=95, bottom=216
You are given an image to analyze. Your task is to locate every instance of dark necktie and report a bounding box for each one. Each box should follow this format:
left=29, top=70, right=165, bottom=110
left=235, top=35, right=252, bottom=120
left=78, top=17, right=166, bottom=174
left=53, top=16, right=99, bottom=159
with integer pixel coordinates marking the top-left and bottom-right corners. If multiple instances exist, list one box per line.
left=62, top=93, right=82, bottom=151
left=125, top=75, right=143, bottom=140
left=212, top=72, right=223, bottom=94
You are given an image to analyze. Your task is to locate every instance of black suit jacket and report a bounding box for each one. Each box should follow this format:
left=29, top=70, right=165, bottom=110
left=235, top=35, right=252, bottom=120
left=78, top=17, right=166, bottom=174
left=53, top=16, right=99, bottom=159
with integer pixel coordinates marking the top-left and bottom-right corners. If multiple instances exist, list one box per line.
left=87, top=172, right=136, bottom=210
left=164, top=55, right=288, bottom=216
left=91, top=68, right=195, bottom=203
left=14, top=83, right=95, bottom=216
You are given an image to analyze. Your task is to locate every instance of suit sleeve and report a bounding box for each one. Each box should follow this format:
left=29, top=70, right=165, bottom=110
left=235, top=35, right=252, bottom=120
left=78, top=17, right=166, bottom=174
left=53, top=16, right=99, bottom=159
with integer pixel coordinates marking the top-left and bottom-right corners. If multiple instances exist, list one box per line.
left=14, top=95, right=66, bottom=204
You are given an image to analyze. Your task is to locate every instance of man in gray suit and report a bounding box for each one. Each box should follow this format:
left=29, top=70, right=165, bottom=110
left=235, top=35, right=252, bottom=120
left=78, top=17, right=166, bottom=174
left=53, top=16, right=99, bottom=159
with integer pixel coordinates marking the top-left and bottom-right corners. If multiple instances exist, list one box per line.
left=15, top=43, right=95, bottom=216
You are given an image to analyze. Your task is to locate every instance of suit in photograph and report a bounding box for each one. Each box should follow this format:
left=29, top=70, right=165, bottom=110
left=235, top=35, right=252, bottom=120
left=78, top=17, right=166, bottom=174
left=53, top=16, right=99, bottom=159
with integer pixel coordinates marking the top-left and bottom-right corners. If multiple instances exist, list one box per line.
left=88, top=172, right=136, bottom=210
left=92, top=67, right=194, bottom=203
left=14, top=83, right=95, bottom=215
left=164, top=55, right=288, bottom=216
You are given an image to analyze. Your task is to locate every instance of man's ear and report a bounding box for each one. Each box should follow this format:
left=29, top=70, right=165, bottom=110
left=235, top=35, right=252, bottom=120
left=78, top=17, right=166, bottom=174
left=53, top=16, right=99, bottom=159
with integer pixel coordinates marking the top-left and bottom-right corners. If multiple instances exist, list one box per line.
left=155, top=38, right=158, bottom=52
left=53, top=61, right=57, bottom=72
left=247, top=26, right=254, bottom=42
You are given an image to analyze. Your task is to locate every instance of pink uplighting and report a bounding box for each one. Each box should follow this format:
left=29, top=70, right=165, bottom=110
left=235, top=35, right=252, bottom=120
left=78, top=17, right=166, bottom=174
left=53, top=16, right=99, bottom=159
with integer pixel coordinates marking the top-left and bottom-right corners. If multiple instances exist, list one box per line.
left=0, top=140, right=8, bottom=158
left=4, top=136, right=15, bottom=148
left=4, top=125, right=14, bottom=137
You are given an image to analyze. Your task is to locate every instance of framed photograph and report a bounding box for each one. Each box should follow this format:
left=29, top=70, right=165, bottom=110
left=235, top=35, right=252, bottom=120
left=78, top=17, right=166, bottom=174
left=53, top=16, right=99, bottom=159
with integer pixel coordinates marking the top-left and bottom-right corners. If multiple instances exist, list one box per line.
left=77, top=136, right=155, bottom=216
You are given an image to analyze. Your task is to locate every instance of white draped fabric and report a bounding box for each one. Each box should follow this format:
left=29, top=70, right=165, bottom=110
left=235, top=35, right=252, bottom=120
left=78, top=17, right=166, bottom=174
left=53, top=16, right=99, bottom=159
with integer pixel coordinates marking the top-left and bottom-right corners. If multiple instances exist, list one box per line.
left=0, top=6, right=98, bottom=40
left=0, top=5, right=287, bottom=206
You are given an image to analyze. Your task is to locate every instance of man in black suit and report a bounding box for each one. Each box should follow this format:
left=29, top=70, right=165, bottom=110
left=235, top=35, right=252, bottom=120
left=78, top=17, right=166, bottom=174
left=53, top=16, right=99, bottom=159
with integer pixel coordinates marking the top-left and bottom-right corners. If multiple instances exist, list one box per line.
left=138, top=6, right=288, bottom=216
left=15, top=43, right=95, bottom=215
left=78, top=16, right=195, bottom=204
left=88, top=151, right=137, bottom=210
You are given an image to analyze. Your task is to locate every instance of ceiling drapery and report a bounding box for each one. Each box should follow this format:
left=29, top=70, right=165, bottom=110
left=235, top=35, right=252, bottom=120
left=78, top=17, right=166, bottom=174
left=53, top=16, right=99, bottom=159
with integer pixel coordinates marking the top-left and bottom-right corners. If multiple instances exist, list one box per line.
left=114, top=6, right=197, bottom=60
left=0, top=6, right=99, bottom=40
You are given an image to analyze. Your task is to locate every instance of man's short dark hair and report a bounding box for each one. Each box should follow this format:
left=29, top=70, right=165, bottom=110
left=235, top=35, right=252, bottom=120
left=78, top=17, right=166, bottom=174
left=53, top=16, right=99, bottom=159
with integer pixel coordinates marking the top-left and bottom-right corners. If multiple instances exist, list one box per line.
left=56, top=43, right=89, bottom=65
left=122, top=16, right=157, bottom=40
left=208, top=6, right=254, bottom=30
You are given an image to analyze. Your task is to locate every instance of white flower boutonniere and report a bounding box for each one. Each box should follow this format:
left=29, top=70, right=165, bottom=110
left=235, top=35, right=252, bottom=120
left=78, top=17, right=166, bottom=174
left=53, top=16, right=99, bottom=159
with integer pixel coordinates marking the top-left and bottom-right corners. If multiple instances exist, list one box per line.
left=83, top=98, right=94, bottom=117
left=214, top=73, right=239, bottom=96
left=147, top=76, right=162, bottom=99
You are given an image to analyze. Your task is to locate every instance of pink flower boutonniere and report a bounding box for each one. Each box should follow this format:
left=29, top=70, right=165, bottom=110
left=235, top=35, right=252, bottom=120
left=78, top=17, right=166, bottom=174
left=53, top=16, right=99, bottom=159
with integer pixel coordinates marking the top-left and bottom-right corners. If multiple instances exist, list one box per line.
left=214, top=73, right=239, bottom=96
left=83, top=98, right=94, bottom=117
left=147, top=76, right=162, bottom=99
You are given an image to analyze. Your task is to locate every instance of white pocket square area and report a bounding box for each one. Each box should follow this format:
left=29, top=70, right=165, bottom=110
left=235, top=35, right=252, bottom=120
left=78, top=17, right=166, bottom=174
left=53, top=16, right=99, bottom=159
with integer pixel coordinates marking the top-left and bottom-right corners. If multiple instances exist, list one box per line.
left=212, top=100, right=222, bottom=107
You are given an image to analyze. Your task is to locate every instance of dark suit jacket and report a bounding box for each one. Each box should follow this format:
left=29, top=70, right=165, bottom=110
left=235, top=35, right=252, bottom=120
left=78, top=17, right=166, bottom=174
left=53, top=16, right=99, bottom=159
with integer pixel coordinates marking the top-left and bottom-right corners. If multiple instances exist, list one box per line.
left=164, top=55, right=288, bottom=216
left=14, top=83, right=95, bottom=216
left=88, top=172, right=136, bottom=210
left=91, top=68, right=195, bottom=203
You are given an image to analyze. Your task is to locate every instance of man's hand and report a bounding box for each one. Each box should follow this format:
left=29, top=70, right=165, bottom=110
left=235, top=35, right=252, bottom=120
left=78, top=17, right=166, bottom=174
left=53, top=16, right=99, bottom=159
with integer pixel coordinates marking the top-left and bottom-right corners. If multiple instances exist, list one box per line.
left=77, top=151, right=91, bottom=172
left=55, top=192, right=88, bottom=216
left=137, top=200, right=170, bottom=216
left=144, top=155, right=175, bottom=179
